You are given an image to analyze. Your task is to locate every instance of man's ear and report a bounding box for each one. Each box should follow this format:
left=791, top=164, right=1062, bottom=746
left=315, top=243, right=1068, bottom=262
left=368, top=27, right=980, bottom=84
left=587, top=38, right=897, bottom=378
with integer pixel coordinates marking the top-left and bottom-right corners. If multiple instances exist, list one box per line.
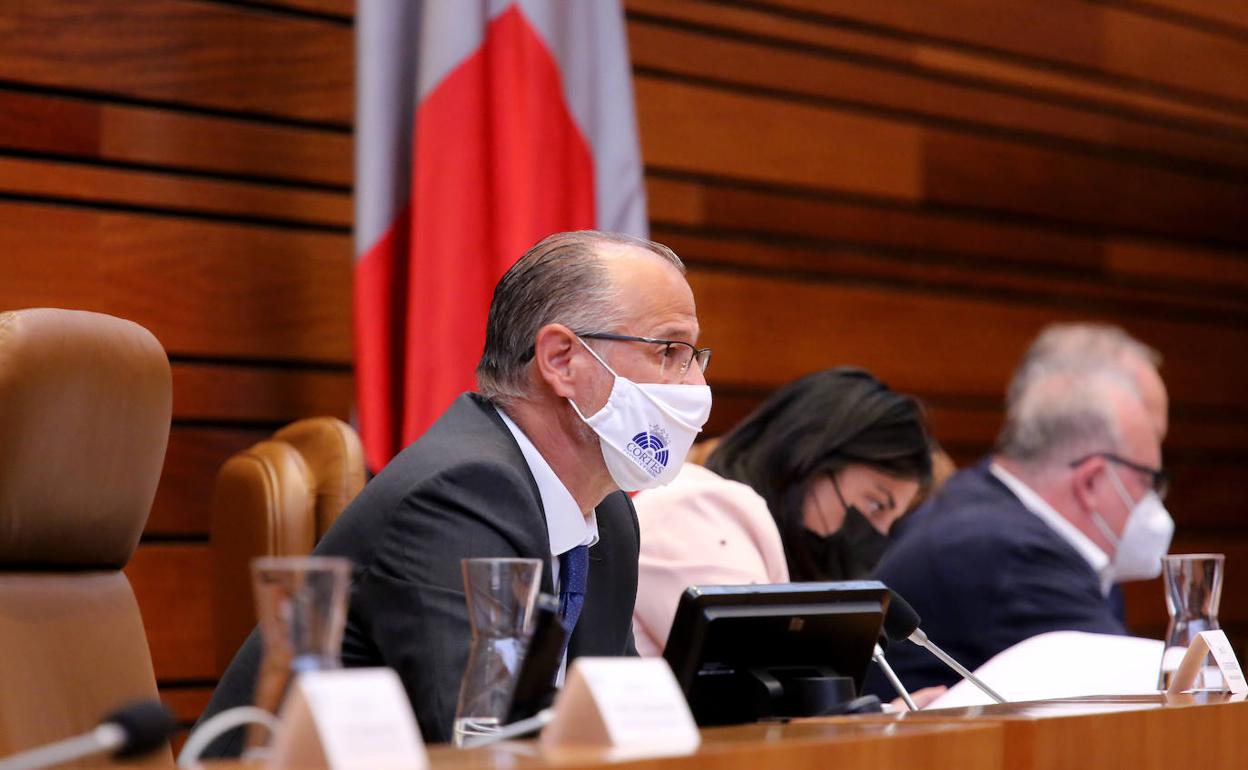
left=1070, top=457, right=1104, bottom=514
left=532, top=323, right=580, bottom=398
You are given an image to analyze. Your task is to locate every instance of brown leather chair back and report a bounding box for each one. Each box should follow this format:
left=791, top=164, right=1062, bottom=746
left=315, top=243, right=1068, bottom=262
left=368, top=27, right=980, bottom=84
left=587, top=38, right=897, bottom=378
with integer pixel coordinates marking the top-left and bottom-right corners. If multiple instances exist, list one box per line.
left=0, top=308, right=172, bottom=765
left=210, top=417, right=364, bottom=673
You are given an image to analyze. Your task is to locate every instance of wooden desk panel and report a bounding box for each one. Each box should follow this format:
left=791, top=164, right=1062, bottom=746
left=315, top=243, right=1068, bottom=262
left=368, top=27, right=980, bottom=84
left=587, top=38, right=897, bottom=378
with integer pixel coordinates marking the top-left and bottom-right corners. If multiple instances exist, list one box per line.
left=847, top=693, right=1248, bottom=770
left=199, top=697, right=1248, bottom=770
left=423, top=721, right=1002, bottom=770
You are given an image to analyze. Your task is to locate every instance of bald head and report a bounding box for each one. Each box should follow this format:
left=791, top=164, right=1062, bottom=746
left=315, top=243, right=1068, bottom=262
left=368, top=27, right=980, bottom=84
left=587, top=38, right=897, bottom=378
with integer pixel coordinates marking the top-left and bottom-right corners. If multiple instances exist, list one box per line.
left=476, top=230, right=685, bottom=403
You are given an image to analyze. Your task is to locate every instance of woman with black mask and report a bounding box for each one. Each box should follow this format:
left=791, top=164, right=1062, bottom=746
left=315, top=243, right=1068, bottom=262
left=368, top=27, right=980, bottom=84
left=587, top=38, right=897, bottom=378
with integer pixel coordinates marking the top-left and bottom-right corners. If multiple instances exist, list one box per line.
left=632, top=367, right=934, bottom=657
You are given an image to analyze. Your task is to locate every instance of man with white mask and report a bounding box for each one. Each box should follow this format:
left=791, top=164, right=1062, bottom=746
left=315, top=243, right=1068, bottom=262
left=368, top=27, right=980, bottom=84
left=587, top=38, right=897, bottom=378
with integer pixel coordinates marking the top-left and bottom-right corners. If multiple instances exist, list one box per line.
left=198, top=231, right=711, bottom=750
left=869, top=333, right=1173, bottom=696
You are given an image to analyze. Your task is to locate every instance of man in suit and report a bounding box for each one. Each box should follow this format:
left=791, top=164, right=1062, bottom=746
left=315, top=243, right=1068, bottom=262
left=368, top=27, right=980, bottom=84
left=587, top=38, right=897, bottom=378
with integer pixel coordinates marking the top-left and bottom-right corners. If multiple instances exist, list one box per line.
left=868, top=325, right=1174, bottom=695
left=199, top=230, right=712, bottom=747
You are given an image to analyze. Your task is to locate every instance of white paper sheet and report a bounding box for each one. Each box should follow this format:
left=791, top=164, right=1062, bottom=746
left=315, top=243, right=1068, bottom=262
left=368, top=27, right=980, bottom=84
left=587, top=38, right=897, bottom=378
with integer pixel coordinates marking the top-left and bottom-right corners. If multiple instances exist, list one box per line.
left=926, top=631, right=1164, bottom=709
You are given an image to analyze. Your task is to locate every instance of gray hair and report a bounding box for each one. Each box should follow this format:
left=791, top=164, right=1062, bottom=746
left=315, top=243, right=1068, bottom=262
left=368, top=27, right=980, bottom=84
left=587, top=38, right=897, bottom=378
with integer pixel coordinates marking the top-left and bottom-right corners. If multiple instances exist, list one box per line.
left=1006, top=322, right=1161, bottom=413
left=476, top=230, right=684, bottom=403
left=996, top=368, right=1134, bottom=468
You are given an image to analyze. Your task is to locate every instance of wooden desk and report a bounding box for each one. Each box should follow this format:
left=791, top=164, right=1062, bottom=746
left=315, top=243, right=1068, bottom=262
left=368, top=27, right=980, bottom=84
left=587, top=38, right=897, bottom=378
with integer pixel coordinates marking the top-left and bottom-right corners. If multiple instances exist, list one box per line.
left=424, top=720, right=1001, bottom=770
left=202, top=695, right=1248, bottom=770
left=826, top=692, right=1248, bottom=770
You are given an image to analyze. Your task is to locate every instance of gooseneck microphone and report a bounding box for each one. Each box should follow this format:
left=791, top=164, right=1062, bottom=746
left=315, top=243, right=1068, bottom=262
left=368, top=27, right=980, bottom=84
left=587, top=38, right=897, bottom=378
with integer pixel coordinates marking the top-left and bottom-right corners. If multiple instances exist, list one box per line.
left=872, top=634, right=918, bottom=711
left=0, top=700, right=175, bottom=770
left=884, top=590, right=1007, bottom=705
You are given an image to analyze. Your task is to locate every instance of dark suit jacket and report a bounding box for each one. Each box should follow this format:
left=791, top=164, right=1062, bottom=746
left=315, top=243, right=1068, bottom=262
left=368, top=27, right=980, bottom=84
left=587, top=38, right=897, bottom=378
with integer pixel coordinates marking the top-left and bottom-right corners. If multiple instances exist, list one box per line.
left=199, top=393, right=639, bottom=749
left=866, top=458, right=1125, bottom=698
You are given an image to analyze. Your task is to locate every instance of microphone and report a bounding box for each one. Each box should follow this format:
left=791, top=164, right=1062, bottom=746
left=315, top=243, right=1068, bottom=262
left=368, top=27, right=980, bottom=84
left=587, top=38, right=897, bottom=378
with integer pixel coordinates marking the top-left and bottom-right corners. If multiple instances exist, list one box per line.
left=0, top=700, right=175, bottom=770
left=872, top=638, right=918, bottom=711
left=885, top=590, right=1006, bottom=705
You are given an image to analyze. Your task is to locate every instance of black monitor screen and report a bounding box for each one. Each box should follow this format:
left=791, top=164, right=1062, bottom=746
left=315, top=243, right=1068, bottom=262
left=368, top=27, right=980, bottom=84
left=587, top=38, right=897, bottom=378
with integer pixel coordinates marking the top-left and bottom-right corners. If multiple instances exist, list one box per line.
left=662, top=581, right=889, bottom=726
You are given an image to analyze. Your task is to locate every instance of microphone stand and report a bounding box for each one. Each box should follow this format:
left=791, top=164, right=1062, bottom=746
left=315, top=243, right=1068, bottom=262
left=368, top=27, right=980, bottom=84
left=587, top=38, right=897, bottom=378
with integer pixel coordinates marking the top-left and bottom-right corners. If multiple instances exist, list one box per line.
left=872, top=644, right=918, bottom=711
left=908, top=629, right=1006, bottom=704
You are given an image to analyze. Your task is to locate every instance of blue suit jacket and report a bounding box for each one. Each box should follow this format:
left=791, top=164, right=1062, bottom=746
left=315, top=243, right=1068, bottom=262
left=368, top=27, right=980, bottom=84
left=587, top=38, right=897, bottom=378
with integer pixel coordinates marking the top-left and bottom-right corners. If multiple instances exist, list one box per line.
left=867, top=458, right=1125, bottom=696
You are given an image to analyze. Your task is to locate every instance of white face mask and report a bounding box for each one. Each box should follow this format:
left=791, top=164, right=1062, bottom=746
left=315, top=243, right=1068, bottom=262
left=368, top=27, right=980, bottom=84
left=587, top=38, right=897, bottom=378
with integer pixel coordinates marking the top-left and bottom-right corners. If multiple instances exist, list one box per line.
left=1091, top=465, right=1174, bottom=582
left=568, top=338, right=712, bottom=492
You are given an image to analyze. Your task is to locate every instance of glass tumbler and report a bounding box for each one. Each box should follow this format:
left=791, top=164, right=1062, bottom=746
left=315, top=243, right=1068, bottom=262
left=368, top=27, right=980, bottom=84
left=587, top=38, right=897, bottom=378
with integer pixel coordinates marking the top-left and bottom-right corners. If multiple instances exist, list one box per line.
left=1158, top=553, right=1225, bottom=690
left=452, top=557, right=542, bottom=747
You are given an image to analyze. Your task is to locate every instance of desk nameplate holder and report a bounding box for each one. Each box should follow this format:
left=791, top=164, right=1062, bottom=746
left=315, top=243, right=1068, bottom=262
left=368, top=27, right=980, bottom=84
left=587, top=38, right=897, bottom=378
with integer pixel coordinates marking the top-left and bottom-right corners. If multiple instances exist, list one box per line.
left=1166, top=630, right=1248, bottom=696
left=541, top=657, right=700, bottom=756
left=269, top=668, right=428, bottom=770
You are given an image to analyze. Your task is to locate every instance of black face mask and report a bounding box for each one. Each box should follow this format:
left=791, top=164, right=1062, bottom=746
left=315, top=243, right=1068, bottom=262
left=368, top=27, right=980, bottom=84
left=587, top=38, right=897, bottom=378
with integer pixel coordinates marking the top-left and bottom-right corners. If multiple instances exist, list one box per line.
left=802, top=505, right=891, bottom=581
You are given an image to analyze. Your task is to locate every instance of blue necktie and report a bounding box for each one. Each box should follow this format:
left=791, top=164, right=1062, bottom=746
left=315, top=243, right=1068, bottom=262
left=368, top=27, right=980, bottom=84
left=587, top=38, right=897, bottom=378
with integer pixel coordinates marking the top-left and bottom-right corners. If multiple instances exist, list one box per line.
left=558, top=545, right=589, bottom=639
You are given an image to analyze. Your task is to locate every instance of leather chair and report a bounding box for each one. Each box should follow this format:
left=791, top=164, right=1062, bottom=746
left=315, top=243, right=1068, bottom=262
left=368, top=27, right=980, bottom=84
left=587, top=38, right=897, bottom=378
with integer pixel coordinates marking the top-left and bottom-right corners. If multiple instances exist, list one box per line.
left=210, top=418, right=365, bottom=674
left=0, top=308, right=172, bottom=765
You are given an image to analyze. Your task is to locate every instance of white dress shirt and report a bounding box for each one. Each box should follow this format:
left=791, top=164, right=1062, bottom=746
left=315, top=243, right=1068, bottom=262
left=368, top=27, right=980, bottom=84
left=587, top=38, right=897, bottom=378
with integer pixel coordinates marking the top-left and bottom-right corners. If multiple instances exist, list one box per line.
left=989, top=461, right=1112, bottom=594
left=496, top=408, right=598, bottom=684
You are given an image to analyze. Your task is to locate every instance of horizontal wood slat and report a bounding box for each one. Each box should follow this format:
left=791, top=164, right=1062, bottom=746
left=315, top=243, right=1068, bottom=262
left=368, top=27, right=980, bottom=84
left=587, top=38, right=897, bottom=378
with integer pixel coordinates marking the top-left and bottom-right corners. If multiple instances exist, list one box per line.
left=1104, top=0, right=1248, bottom=35
left=634, top=76, right=923, bottom=200
left=0, top=200, right=352, bottom=362
left=0, top=156, right=351, bottom=227
left=245, top=0, right=354, bottom=17
left=0, top=0, right=352, bottom=124
left=148, top=427, right=270, bottom=535
left=0, top=90, right=351, bottom=186
left=171, top=364, right=352, bottom=423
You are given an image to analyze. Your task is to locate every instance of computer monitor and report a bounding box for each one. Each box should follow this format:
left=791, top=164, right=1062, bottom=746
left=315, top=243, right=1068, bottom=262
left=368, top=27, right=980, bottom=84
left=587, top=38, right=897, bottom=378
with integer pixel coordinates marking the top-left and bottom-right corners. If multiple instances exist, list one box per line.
left=662, top=581, right=890, bottom=726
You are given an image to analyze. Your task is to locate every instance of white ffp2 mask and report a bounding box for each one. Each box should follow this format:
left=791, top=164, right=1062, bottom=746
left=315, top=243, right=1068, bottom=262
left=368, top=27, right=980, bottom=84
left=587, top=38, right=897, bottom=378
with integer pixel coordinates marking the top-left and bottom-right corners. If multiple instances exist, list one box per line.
left=568, top=338, right=711, bottom=492
left=1092, top=465, right=1175, bottom=582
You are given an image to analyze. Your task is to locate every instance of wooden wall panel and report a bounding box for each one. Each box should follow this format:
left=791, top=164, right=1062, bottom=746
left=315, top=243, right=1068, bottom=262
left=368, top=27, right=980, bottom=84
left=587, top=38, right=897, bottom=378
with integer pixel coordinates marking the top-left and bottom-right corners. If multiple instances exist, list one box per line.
left=0, top=156, right=351, bottom=226
left=628, top=17, right=1248, bottom=173
left=635, top=76, right=922, bottom=199
left=3, top=0, right=1247, bottom=727
left=0, top=0, right=353, bottom=724
left=758, top=0, right=1248, bottom=106
left=0, top=0, right=352, bottom=124
left=126, top=545, right=214, bottom=682
left=0, top=201, right=352, bottom=362
left=148, top=427, right=270, bottom=536
left=1108, top=0, right=1248, bottom=34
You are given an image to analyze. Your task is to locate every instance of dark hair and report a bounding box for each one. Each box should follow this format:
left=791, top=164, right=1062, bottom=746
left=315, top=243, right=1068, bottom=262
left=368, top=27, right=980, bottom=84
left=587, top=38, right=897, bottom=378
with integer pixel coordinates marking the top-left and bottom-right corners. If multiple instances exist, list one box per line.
left=704, top=368, right=933, bottom=581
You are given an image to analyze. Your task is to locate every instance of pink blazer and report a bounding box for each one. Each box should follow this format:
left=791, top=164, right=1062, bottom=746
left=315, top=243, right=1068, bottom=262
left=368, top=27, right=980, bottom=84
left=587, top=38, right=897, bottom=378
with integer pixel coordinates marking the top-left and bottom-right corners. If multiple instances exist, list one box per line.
left=632, top=463, right=790, bottom=657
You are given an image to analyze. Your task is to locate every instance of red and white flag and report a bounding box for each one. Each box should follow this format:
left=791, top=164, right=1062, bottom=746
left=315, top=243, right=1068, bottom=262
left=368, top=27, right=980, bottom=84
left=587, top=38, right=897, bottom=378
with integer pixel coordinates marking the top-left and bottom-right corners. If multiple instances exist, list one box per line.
left=354, top=0, right=648, bottom=471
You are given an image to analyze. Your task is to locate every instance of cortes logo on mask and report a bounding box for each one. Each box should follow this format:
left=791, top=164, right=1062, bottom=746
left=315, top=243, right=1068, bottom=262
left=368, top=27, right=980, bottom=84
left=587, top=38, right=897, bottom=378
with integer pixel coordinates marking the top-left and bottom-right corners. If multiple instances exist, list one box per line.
left=627, top=427, right=671, bottom=477
left=568, top=338, right=711, bottom=492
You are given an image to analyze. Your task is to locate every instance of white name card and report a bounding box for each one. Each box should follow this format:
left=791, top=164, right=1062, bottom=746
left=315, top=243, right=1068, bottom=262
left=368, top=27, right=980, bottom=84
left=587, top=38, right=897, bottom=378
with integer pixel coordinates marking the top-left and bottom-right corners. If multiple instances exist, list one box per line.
left=541, top=657, right=700, bottom=754
left=269, top=668, right=428, bottom=770
left=1166, top=630, right=1248, bottom=696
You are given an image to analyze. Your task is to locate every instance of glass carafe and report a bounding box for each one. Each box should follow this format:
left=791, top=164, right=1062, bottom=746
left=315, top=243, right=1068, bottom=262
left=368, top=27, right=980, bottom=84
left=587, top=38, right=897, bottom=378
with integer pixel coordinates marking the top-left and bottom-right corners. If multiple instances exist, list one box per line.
left=1158, top=553, right=1224, bottom=690
left=452, top=557, right=542, bottom=747
left=250, top=556, right=352, bottom=729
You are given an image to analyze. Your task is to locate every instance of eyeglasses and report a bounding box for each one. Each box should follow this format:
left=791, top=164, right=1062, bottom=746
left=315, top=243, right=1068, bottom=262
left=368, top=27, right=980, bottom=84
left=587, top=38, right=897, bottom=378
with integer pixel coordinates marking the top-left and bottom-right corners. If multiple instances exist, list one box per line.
left=578, top=332, right=712, bottom=380
left=1069, top=452, right=1169, bottom=500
